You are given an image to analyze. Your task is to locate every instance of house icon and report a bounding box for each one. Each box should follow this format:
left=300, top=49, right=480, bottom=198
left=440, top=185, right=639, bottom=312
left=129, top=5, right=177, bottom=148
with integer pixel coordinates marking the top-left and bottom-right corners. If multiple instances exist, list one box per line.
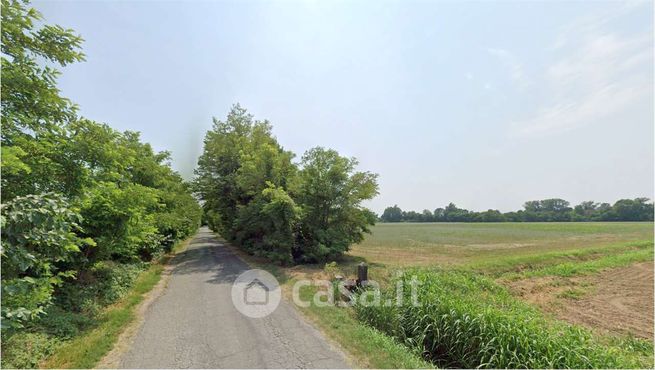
left=243, top=278, right=270, bottom=305
left=232, top=269, right=281, bottom=318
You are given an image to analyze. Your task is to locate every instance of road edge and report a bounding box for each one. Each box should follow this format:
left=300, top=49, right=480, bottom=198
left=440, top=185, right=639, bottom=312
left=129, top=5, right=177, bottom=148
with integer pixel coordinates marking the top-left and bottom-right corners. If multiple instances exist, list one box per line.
left=94, top=236, right=194, bottom=368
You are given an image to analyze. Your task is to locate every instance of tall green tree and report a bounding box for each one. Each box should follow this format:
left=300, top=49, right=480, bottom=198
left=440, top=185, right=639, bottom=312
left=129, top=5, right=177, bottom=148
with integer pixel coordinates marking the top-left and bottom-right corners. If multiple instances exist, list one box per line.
left=1, top=0, right=85, bottom=200
left=195, top=108, right=379, bottom=264
left=194, top=105, right=299, bottom=263
left=294, top=147, right=378, bottom=262
left=380, top=205, right=403, bottom=222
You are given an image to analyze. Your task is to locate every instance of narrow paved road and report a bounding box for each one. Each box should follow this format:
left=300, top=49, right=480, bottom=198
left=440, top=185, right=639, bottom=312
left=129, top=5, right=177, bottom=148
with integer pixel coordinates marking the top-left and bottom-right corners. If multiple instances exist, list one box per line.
left=120, top=227, right=348, bottom=368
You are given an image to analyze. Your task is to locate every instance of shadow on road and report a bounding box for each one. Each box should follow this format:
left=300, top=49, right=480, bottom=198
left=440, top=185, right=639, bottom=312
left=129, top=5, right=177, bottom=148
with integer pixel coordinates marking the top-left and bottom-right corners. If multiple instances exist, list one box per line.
left=168, top=233, right=250, bottom=285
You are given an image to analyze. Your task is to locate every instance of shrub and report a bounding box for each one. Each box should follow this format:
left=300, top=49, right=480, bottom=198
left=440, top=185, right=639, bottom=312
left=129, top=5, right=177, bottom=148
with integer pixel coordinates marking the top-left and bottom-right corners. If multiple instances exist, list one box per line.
left=28, top=306, right=93, bottom=339
left=1, top=332, right=60, bottom=369
left=1, top=193, right=94, bottom=329
left=55, top=261, right=144, bottom=314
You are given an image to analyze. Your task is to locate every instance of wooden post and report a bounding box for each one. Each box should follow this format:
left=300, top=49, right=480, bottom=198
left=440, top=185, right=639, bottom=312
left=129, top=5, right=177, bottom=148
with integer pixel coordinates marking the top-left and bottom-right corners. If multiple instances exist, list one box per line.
left=357, top=262, right=368, bottom=286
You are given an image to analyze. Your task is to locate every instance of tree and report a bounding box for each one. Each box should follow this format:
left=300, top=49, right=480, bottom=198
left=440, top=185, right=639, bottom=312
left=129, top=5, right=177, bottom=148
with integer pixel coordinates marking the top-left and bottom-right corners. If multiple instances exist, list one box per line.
left=522, top=199, right=571, bottom=221
left=572, top=201, right=598, bottom=221
left=194, top=105, right=295, bottom=241
left=194, top=105, right=303, bottom=263
left=0, top=0, right=201, bottom=342
left=294, top=147, right=379, bottom=262
left=421, top=209, right=434, bottom=222
left=194, top=109, right=380, bottom=264
left=1, top=0, right=85, bottom=201
left=607, top=198, right=654, bottom=221
left=443, top=203, right=470, bottom=222
left=433, top=208, right=445, bottom=222
left=380, top=205, right=403, bottom=222
left=475, top=209, right=505, bottom=222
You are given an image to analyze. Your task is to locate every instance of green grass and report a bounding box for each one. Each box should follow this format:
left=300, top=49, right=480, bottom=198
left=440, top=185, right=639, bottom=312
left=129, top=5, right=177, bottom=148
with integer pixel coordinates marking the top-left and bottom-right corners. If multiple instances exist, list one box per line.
left=558, top=288, right=587, bottom=300
left=500, top=246, right=653, bottom=280
left=467, top=240, right=653, bottom=276
left=295, top=283, right=433, bottom=368
left=351, top=222, right=653, bottom=266
left=354, top=268, right=653, bottom=368
left=41, top=237, right=192, bottom=368
left=344, top=223, right=654, bottom=368
left=225, top=224, right=655, bottom=369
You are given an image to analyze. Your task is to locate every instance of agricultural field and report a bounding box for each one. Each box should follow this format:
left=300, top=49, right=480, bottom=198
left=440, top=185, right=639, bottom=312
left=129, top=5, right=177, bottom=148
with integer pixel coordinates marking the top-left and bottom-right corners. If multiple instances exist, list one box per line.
left=350, top=222, right=654, bottom=337
left=351, top=222, right=652, bottom=267
left=345, top=222, right=654, bottom=367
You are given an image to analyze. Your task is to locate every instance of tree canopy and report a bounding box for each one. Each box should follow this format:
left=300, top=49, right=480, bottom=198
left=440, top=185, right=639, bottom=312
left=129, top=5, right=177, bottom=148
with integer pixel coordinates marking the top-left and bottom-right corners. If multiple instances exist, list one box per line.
left=379, top=198, right=654, bottom=223
left=194, top=105, right=379, bottom=264
left=1, top=0, right=201, bottom=334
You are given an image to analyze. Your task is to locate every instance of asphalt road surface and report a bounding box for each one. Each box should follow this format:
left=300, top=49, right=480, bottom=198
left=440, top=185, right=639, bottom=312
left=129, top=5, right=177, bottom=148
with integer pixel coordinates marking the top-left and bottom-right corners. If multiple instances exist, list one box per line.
left=120, top=227, right=348, bottom=368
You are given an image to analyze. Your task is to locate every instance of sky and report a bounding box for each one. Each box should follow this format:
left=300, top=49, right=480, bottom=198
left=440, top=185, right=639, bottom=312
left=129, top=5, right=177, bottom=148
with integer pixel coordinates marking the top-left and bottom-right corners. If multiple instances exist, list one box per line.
left=35, top=0, right=653, bottom=214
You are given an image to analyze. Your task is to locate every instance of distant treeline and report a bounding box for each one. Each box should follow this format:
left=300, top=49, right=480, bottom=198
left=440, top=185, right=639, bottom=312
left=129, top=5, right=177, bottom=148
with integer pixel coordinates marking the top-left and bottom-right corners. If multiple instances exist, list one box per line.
left=379, top=198, right=654, bottom=222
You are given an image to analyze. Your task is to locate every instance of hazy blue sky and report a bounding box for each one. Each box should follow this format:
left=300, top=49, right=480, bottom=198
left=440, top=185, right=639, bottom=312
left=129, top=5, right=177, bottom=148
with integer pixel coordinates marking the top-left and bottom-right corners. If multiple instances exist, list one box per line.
left=35, top=0, right=653, bottom=213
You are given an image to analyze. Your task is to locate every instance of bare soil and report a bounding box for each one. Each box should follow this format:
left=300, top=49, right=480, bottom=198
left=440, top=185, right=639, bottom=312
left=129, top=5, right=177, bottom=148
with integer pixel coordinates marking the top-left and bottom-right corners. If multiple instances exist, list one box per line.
left=507, top=261, right=654, bottom=340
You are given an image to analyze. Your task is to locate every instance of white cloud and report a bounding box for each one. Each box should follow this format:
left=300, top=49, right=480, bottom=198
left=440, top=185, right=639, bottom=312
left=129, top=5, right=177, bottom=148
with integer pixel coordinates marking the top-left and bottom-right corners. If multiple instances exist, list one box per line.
left=514, top=83, right=650, bottom=136
left=512, top=3, right=652, bottom=137
left=487, top=47, right=529, bottom=90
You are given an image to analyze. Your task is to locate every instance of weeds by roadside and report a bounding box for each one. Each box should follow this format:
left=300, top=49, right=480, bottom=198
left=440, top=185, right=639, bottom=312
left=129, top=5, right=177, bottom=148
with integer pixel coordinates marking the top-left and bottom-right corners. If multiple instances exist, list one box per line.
left=354, top=268, right=653, bottom=369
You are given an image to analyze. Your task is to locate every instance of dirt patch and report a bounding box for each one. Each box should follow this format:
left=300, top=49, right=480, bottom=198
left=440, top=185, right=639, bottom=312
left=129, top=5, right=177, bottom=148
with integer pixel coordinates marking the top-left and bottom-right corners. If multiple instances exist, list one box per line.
left=560, top=262, right=654, bottom=339
left=506, top=262, right=654, bottom=340
left=506, top=276, right=568, bottom=307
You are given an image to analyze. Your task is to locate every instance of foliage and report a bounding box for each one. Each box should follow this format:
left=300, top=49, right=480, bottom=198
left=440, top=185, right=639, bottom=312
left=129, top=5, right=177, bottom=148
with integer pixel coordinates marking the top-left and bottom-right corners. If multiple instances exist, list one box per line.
left=234, top=183, right=300, bottom=264
left=1, top=331, right=61, bottom=369
left=1, top=0, right=84, bottom=201
left=294, top=147, right=378, bottom=262
left=355, top=268, right=648, bottom=368
left=54, top=261, right=145, bottom=314
left=41, top=259, right=170, bottom=369
left=195, top=106, right=379, bottom=264
left=380, top=204, right=403, bottom=222
left=0, top=2, right=201, bottom=365
left=380, top=197, right=654, bottom=223
left=1, top=193, right=94, bottom=328
left=78, top=182, right=161, bottom=263
left=28, top=306, right=93, bottom=339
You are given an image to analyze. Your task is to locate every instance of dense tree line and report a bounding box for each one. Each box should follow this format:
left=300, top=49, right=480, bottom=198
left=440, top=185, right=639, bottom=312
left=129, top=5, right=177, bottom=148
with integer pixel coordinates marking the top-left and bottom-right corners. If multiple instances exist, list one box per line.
left=380, top=198, right=654, bottom=223
left=1, top=1, right=201, bottom=364
left=194, top=106, right=379, bottom=265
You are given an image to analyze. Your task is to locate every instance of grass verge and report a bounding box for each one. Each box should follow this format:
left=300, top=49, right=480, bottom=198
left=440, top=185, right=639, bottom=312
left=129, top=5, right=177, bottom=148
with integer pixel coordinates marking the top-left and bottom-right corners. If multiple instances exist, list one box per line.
left=40, top=237, right=192, bottom=368
left=500, top=246, right=653, bottom=280
left=294, top=283, right=433, bottom=368
left=467, top=240, right=652, bottom=276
